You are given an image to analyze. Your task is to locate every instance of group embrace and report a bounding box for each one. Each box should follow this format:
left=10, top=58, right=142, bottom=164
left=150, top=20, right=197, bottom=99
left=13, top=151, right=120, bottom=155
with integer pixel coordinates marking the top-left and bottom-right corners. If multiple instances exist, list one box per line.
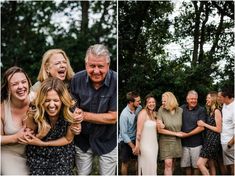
left=1, top=44, right=117, bottom=175
left=119, top=89, right=234, bottom=175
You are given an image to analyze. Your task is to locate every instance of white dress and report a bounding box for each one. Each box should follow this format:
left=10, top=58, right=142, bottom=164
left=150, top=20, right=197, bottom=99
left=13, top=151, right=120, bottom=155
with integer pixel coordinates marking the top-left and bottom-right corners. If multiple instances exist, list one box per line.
left=1, top=100, right=29, bottom=175
left=138, top=119, right=158, bottom=175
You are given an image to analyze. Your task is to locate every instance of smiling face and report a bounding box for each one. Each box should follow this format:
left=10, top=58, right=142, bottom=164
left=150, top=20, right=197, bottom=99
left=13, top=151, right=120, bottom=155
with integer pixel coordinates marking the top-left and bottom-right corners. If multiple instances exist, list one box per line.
left=8, top=72, right=29, bottom=101
left=85, top=53, right=109, bottom=87
left=186, top=93, right=198, bottom=109
left=146, top=97, right=156, bottom=111
left=43, top=89, right=62, bottom=118
left=47, top=53, right=68, bottom=81
left=206, top=94, right=212, bottom=106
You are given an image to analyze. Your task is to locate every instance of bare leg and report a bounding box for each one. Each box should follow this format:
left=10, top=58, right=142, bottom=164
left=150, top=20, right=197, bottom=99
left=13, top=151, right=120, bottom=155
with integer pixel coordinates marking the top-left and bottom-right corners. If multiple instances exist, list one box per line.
left=208, top=159, right=216, bottom=176
left=121, top=162, right=128, bottom=175
left=164, top=159, right=173, bottom=175
left=197, top=157, right=209, bottom=175
left=229, top=164, right=234, bottom=175
left=185, top=167, right=192, bottom=175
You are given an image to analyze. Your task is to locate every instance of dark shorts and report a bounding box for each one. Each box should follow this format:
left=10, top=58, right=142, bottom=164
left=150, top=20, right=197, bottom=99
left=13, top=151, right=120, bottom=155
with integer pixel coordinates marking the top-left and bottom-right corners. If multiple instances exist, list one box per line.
left=119, top=141, right=137, bottom=163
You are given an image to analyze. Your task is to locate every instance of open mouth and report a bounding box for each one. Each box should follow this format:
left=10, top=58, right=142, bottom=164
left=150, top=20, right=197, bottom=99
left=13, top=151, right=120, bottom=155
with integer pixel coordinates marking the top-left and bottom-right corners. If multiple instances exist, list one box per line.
left=16, top=90, right=27, bottom=97
left=58, top=70, right=66, bottom=78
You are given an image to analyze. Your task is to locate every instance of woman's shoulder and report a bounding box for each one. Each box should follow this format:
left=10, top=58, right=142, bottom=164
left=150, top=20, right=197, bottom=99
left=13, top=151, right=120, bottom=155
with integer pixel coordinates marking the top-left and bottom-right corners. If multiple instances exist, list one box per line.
left=177, top=107, right=183, bottom=113
left=31, top=81, right=42, bottom=92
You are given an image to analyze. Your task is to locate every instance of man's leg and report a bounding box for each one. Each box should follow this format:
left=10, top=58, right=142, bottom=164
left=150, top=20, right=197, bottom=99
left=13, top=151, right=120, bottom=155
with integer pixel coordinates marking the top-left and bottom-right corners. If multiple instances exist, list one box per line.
left=181, top=147, right=191, bottom=175
left=121, top=162, right=128, bottom=175
left=75, top=146, right=93, bottom=175
left=191, top=145, right=202, bottom=175
left=99, top=146, right=117, bottom=175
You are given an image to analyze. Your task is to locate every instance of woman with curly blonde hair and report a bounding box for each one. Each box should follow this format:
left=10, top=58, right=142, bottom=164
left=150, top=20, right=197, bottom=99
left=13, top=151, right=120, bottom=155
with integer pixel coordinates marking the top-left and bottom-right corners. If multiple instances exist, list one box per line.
left=21, top=77, right=81, bottom=175
left=197, top=91, right=222, bottom=175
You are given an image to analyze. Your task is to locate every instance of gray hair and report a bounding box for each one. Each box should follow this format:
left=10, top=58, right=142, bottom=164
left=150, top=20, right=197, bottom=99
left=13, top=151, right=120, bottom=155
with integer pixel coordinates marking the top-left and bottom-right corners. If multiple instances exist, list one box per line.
left=85, top=44, right=110, bottom=64
left=187, top=90, right=198, bottom=98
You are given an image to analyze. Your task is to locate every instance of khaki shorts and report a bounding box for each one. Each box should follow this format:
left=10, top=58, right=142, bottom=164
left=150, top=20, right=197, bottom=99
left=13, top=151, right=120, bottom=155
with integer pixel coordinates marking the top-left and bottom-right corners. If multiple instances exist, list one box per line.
left=180, top=145, right=202, bottom=168
left=222, top=144, right=234, bottom=165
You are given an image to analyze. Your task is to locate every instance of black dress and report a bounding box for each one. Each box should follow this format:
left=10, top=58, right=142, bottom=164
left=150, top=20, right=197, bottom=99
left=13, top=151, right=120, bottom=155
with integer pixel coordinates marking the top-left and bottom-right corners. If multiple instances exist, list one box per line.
left=26, top=116, right=75, bottom=175
left=199, top=111, right=220, bottom=159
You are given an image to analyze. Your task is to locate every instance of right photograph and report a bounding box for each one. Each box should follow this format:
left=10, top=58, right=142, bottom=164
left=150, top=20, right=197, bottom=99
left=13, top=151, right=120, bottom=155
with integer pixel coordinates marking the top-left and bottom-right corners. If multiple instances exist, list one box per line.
left=118, top=1, right=234, bottom=175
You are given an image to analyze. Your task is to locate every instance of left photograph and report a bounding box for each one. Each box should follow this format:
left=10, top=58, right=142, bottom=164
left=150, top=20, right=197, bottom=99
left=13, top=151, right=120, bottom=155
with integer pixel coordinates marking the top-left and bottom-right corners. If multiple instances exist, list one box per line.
left=1, top=1, right=117, bottom=175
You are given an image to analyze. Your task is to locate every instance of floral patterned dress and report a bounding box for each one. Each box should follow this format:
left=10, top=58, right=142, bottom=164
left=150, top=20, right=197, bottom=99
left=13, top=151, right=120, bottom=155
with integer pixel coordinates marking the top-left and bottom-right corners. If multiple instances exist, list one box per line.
left=199, top=111, right=220, bottom=159
left=26, top=116, right=75, bottom=175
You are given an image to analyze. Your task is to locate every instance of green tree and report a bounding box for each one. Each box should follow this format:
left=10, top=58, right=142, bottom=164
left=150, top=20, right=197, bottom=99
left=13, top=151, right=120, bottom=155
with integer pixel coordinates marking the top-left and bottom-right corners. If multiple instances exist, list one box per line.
left=118, top=1, right=234, bottom=113
left=1, top=0, right=117, bottom=83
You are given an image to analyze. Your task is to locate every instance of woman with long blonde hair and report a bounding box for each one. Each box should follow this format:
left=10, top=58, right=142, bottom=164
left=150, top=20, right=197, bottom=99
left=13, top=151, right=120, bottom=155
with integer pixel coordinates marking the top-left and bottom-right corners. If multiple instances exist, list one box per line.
left=197, top=91, right=222, bottom=175
left=21, top=77, right=81, bottom=175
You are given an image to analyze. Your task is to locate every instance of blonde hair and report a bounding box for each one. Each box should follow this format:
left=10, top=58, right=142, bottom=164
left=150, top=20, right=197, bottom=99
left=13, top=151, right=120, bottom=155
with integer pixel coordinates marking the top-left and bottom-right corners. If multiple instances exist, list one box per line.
left=37, top=49, right=74, bottom=82
left=34, top=77, right=75, bottom=134
left=206, top=91, right=220, bottom=115
left=162, top=91, right=179, bottom=111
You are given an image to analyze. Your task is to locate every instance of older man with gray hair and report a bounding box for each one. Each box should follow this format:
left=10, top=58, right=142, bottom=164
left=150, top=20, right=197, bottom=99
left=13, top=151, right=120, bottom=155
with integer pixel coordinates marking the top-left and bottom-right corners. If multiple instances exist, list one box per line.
left=70, top=44, right=117, bottom=175
left=179, top=90, right=207, bottom=175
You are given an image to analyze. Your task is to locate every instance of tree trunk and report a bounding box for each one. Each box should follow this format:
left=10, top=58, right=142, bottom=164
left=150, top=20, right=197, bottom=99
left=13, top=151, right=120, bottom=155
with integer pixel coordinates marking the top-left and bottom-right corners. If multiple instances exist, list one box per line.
left=81, top=1, right=89, bottom=34
left=198, top=2, right=209, bottom=64
left=192, top=1, right=203, bottom=66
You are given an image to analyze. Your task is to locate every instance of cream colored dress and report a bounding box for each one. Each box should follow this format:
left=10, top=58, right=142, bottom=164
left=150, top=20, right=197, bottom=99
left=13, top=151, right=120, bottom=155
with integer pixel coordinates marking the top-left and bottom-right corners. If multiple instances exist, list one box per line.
left=138, top=119, right=158, bottom=175
left=1, top=100, right=29, bottom=175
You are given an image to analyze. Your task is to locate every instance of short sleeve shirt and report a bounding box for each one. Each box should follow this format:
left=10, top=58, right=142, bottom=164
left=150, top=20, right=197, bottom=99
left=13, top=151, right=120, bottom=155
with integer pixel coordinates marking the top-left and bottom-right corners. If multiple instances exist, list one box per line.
left=70, top=70, right=117, bottom=155
left=181, top=104, right=207, bottom=147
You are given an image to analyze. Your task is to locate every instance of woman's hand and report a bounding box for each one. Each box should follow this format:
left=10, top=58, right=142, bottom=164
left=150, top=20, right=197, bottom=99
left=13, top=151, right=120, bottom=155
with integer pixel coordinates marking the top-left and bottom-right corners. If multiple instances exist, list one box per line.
left=70, top=123, right=82, bottom=135
left=133, top=145, right=140, bottom=155
left=18, top=133, right=44, bottom=146
left=157, top=119, right=165, bottom=129
left=15, top=125, right=27, bottom=140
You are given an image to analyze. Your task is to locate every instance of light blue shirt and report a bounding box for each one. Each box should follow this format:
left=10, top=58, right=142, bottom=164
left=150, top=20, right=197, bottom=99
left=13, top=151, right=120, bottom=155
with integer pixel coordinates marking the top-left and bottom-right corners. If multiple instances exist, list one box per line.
left=119, top=105, right=142, bottom=143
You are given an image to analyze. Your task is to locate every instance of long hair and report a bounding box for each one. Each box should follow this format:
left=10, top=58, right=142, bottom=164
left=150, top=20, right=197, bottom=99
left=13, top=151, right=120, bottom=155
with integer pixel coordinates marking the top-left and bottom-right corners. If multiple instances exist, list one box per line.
left=144, top=94, right=157, bottom=120
left=206, top=91, right=220, bottom=115
left=1, top=66, right=31, bottom=102
left=162, top=91, right=179, bottom=111
left=37, top=49, right=74, bottom=82
left=34, top=77, right=75, bottom=133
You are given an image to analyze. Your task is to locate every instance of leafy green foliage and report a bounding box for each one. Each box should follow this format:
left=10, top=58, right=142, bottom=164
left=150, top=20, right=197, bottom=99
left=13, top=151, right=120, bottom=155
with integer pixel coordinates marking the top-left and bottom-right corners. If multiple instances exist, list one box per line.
left=118, top=1, right=234, bottom=112
left=1, top=1, right=117, bottom=83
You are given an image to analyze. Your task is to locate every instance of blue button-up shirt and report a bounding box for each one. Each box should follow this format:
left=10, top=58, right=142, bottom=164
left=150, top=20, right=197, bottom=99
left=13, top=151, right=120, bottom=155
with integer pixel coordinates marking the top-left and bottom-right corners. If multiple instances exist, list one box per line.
left=70, top=69, right=117, bottom=155
left=119, top=105, right=142, bottom=143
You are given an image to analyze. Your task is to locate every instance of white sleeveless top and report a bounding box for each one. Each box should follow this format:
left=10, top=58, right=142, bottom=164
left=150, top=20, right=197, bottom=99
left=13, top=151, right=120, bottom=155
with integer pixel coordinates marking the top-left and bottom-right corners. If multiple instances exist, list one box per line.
left=1, top=100, right=29, bottom=175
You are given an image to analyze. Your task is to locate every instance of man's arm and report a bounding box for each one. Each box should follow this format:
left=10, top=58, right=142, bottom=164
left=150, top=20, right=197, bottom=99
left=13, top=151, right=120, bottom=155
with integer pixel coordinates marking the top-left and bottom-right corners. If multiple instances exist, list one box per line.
left=83, top=111, right=117, bottom=124
left=181, top=126, right=205, bottom=138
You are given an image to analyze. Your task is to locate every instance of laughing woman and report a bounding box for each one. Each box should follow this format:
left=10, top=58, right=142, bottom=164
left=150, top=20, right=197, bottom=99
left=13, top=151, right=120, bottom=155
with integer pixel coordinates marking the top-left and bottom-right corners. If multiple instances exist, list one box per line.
left=1, top=66, right=33, bottom=175
left=23, top=77, right=79, bottom=175
left=30, top=49, right=74, bottom=99
left=197, top=91, right=222, bottom=175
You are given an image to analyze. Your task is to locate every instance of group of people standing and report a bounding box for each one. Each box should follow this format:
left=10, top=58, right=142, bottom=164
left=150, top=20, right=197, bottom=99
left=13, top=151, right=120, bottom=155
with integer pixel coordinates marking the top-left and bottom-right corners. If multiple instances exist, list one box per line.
left=119, top=89, right=234, bottom=175
left=1, top=44, right=117, bottom=175
left=1, top=43, right=234, bottom=176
